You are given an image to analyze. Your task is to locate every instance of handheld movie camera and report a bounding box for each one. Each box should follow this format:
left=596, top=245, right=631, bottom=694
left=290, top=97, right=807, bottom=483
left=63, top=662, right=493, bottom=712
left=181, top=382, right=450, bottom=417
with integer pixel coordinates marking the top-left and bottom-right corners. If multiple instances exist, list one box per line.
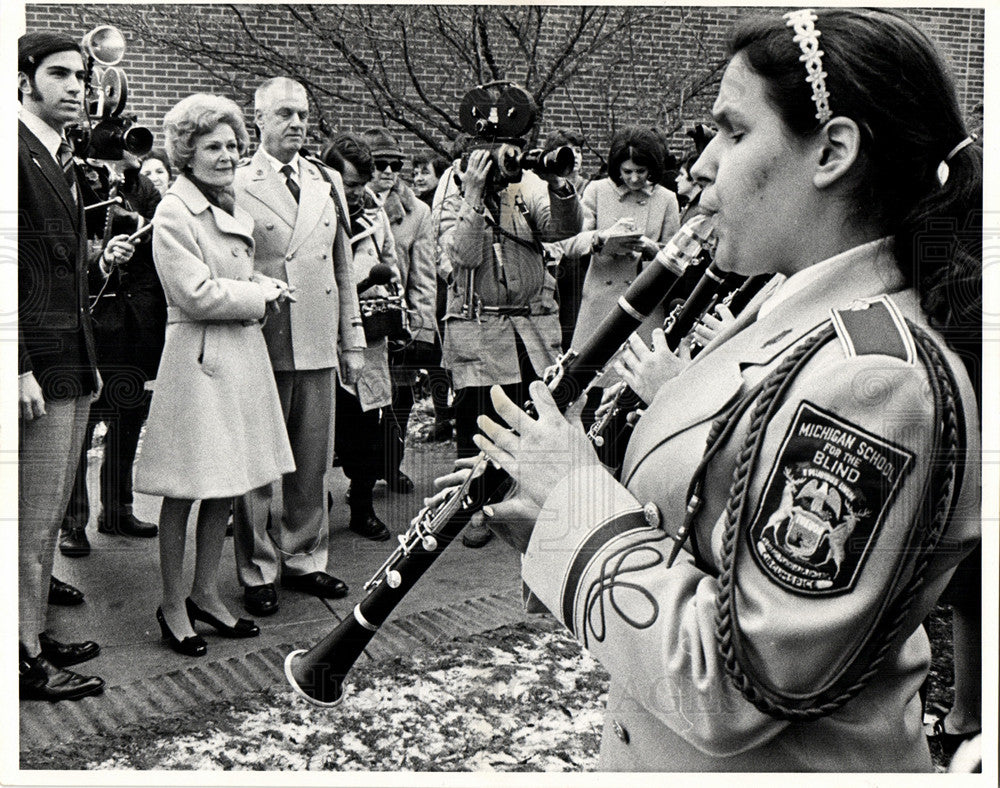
left=458, top=81, right=575, bottom=191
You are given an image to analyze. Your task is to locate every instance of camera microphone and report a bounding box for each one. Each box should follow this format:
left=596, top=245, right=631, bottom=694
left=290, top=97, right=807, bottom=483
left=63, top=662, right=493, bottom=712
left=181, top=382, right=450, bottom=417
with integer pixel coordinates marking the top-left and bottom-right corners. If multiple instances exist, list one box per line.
left=356, top=263, right=395, bottom=294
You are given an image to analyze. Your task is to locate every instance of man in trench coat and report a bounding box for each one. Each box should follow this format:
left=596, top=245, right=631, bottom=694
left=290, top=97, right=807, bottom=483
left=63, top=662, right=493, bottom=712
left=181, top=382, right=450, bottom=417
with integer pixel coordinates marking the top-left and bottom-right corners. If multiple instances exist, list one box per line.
left=233, top=77, right=366, bottom=616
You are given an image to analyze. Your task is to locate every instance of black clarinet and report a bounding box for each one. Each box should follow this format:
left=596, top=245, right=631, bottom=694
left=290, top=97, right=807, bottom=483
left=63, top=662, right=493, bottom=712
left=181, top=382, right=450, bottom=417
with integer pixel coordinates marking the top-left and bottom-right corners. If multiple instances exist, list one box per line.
left=589, top=270, right=770, bottom=474
left=284, top=215, right=717, bottom=706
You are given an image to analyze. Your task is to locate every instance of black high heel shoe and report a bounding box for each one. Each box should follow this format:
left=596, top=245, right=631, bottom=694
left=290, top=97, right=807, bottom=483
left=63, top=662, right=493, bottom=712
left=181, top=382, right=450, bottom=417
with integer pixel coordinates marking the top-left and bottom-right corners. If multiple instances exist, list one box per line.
left=186, top=598, right=260, bottom=638
left=156, top=607, right=207, bottom=657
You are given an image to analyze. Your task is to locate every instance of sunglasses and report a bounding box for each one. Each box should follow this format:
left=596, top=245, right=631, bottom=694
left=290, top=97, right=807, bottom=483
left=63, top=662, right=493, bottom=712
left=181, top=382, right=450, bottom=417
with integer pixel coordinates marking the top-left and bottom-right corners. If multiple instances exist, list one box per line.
left=373, top=158, right=404, bottom=173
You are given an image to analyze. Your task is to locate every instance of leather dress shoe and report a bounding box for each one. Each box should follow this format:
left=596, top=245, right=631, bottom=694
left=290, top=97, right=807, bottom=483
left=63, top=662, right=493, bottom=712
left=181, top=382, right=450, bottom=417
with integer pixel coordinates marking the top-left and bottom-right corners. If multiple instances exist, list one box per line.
left=244, top=583, right=279, bottom=616
left=49, top=576, right=85, bottom=606
left=98, top=510, right=158, bottom=538
left=38, top=632, right=100, bottom=668
left=156, top=607, right=207, bottom=657
left=385, top=471, right=414, bottom=494
left=186, top=598, right=260, bottom=638
left=349, top=511, right=391, bottom=541
left=58, top=525, right=91, bottom=558
left=281, top=571, right=349, bottom=599
left=20, top=651, right=104, bottom=702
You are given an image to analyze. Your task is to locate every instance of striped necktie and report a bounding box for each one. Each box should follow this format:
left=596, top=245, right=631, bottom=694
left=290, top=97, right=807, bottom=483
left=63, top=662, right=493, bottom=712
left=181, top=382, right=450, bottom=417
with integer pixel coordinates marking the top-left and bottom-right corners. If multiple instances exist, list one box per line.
left=57, top=139, right=78, bottom=206
left=281, top=164, right=300, bottom=204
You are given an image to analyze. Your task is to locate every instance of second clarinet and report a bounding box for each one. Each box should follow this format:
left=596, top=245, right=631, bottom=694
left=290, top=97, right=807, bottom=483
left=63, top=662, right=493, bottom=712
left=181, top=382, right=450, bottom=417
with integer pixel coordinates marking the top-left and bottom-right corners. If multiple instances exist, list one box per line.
left=590, top=268, right=770, bottom=473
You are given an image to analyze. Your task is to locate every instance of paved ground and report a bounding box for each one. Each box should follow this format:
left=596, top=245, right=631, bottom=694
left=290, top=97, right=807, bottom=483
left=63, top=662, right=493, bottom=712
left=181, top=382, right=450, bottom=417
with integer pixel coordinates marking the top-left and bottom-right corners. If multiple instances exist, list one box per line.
left=21, top=437, right=527, bottom=756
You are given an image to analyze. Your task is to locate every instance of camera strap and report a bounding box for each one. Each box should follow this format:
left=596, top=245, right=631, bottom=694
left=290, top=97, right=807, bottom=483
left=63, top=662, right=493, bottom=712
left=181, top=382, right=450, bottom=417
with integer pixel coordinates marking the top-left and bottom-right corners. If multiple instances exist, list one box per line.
left=481, top=193, right=543, bottom=256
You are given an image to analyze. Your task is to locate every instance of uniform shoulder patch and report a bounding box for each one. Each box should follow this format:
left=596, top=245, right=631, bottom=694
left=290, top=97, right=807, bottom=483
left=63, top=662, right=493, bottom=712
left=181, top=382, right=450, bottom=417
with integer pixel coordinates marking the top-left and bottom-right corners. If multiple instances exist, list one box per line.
left=830, top=295, right=916, bottom=364
left=746, top=401, right=915, bottom=595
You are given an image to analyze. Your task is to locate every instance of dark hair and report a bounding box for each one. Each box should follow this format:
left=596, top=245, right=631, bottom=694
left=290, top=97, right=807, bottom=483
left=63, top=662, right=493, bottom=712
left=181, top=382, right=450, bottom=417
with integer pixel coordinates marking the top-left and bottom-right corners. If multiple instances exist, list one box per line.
left=547, top=128, right=585, bottom=148
left=141, top=148, right=173, bottom=177
left=607, top=126, right=665, bottom=187
left=412, top=152, right=449, bottom=178
left=680, top=153, right=700, bottom=175
left=731, top=9, right=981, bottom=366
left=321, top=132, right=374, bottom=181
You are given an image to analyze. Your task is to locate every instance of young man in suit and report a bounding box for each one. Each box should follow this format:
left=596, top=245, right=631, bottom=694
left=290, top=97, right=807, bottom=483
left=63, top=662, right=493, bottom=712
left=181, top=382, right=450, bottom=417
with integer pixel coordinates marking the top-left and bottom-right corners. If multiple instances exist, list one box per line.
left=233, top=77, right=367, bottom=617
left=17, top=31, right=134, bottom=700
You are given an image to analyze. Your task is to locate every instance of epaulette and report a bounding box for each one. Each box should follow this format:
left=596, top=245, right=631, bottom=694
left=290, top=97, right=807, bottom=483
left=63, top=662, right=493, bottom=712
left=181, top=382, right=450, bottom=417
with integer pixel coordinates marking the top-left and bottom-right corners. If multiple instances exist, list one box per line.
left=305, top=156, right=332, bottom=173
left=830, top=295, right=916, bottom=364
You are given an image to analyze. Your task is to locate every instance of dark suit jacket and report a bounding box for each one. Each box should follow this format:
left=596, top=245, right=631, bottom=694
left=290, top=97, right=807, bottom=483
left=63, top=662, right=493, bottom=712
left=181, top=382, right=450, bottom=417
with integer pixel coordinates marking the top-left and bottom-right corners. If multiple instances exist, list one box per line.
left=18, top=119, right=99, bottom=399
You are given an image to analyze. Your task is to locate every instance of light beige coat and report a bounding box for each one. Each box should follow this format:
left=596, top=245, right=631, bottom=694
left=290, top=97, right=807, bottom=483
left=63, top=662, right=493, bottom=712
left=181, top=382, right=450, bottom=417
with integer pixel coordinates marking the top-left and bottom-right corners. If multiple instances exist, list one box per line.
left=233, top=151, right=366, bottom=372
left=135, top=175, right=294, bottom=499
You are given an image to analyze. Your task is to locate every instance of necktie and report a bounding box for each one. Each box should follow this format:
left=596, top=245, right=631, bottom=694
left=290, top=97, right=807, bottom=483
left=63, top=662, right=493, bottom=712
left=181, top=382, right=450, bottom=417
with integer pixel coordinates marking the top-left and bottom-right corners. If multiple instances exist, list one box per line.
left=57, top=140, right=78, bottom=206
left=281, top=164, right=300, bottom=204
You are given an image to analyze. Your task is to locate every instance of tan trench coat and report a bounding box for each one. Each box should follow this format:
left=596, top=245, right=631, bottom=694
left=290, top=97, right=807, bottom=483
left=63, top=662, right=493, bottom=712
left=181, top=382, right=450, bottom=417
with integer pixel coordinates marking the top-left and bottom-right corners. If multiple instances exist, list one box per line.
left=375, top=182, right=438, bottom=344
left=233, top=151, right=365, bottom=371
left=558, top=177, right=680, bottom=349
left=343, top=205, right=396, bottom=411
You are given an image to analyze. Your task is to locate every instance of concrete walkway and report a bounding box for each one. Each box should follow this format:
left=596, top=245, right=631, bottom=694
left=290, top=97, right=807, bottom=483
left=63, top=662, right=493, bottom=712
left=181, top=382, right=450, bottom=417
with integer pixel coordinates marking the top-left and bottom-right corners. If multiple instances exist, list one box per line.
left=21, top=441, right=526, bottom=756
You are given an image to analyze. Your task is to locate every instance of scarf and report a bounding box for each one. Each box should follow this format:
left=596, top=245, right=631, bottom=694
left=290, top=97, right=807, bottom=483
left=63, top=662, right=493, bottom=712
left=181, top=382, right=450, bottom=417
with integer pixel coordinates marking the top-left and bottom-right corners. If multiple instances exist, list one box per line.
left=185, top=171, right=237, bottom=215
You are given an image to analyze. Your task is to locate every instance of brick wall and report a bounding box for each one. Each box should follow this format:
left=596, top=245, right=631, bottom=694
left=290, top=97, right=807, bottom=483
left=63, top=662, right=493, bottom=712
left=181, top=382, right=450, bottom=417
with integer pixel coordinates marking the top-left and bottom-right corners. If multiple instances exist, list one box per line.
left=22, top=4, right=984, bottom=178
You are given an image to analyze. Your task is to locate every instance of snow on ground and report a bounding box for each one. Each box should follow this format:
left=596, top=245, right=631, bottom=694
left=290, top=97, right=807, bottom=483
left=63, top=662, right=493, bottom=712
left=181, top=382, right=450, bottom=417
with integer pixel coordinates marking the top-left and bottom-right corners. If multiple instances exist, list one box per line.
left=89, top=620, right=609, bottom=771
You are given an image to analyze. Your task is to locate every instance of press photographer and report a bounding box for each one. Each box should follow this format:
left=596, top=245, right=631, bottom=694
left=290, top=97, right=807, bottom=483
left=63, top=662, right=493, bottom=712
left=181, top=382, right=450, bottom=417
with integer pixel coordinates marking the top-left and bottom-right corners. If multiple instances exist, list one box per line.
left=54, top=25, right=165, bottom=554
left=439, top=81, right=583, bottom=548
left=59, top=149, right=167, bottom=555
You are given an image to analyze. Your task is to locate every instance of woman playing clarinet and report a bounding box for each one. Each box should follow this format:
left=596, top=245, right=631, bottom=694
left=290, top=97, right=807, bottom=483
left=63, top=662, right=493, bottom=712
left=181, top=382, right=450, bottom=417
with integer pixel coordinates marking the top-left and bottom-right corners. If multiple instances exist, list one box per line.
left=454, top=8, right=981, bottom=771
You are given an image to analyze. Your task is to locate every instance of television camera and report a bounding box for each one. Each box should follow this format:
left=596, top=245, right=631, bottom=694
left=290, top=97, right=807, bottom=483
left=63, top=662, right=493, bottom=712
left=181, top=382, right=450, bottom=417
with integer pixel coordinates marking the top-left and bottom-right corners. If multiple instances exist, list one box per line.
left=458, top=81, right=575, bottom=190
left=66, top=25, right=152, bottom=161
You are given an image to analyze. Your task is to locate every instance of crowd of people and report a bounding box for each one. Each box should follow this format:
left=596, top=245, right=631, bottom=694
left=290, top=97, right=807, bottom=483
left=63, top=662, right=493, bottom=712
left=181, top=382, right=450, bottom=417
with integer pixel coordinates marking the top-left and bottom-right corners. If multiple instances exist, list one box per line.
left=17, top=6, right=982, bottom=774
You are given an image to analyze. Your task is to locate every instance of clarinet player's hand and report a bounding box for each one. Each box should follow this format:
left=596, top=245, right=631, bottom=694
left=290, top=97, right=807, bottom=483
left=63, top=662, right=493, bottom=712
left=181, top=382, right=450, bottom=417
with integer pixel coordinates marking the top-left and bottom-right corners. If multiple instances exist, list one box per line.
left=614, top=328, right=689, bottom=405
left=474, top=382, right=600, bottom=520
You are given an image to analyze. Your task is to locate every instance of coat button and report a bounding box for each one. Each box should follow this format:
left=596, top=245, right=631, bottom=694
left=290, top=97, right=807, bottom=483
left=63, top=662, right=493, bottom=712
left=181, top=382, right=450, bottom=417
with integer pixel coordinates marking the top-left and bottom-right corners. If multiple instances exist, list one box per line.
left=643, top=502, right=661, bottom=528
left=605, top=280, right=613, bottom=286
left=286, top=254, right=294, bottom=261
left=612, top=720, right=630, bottom=744
left=322, top=253, right=328, bottom=260
left=326, top=285, right=333, bottom=294
left=266, top=223, right=274, bottom=230
left=324, top=219, right=331, bottom=226
left=232, top=247, right=240, bottom=256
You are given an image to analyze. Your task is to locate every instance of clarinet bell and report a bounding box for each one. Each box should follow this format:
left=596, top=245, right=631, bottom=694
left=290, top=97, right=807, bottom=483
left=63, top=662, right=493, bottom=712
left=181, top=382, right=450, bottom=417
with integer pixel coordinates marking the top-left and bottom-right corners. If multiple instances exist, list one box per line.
left=284, top=649, right=346, bottom=708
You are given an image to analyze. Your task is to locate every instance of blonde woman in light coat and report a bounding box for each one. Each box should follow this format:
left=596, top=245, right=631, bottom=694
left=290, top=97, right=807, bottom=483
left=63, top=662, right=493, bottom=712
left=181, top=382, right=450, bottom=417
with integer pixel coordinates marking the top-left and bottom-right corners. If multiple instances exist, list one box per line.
left=135, top=94, right=295, bottom=656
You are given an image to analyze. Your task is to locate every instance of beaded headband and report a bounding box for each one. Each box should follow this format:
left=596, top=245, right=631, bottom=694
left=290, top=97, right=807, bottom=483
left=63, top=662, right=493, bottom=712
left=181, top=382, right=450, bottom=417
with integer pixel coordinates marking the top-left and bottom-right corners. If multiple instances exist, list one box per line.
left=784, top=9, right=832, bottom=125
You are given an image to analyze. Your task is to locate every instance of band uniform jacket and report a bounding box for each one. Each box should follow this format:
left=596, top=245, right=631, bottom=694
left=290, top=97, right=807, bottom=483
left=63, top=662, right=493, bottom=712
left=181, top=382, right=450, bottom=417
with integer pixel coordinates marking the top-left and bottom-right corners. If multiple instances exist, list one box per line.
left=18, top=120, right=99, bottom=399
left=557, top=177, right=680, bottom=350
left=233, top=150, right=365, bottom=373
left=375, top=181, right=438, bottom=345
left=344, top=204, right=397, bottom=411
left=134, top=175, right=294, bottom=500
left=440, top=170, right=583, bottom=390
left=520, top=239, right=980, bottom=771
